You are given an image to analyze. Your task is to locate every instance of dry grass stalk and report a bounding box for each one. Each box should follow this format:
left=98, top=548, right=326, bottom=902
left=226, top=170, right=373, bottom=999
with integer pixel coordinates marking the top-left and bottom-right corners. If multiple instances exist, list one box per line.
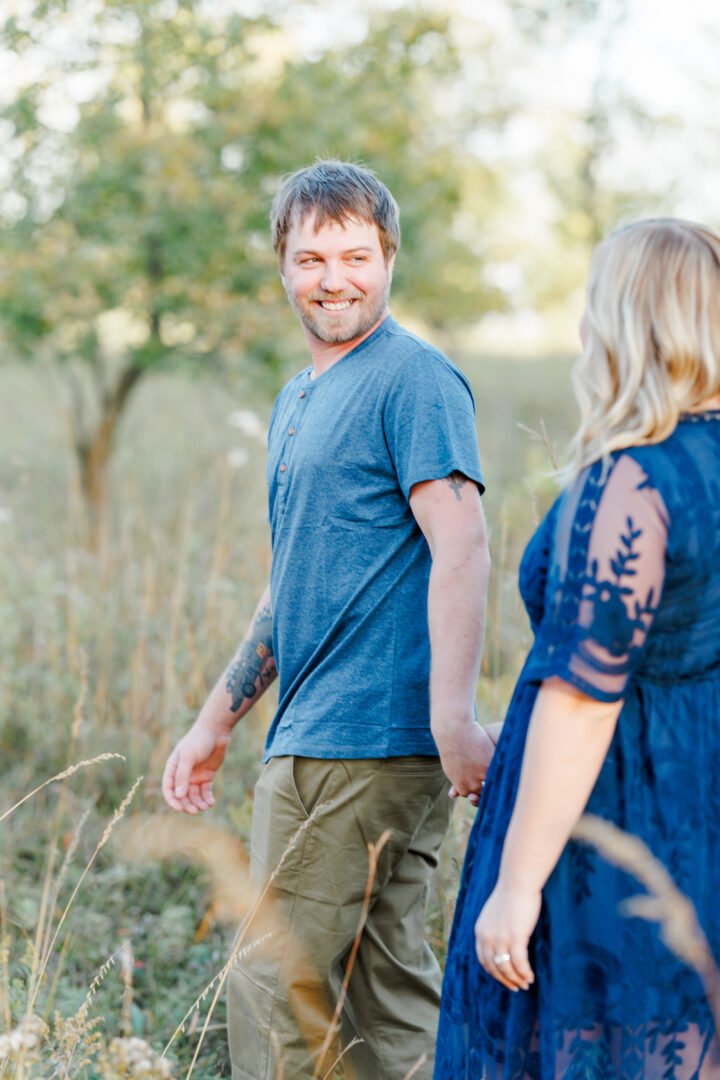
left=73, top=949, right=121, bottom=1029
left=24, top=776, right=144, bottom=1022
left=201, top=463, right=234, bottom=630
left=0, top=755, right=125, bottom=824
left=0, top=729, right=131, bottom=1078
left=162, top=933, right=273, bottom=1058
left=311, top=830, right=392, bottom=1080
left=119, top=940, right=134, bottom=1041
left=159, top=496, right=195, bottom=728
left=522, top=477, right=540, bottom=529
left=0, top=882, right=10, bottom=1034
left=96, top=777, right=144, bottom=853
left=573, top=814, right=720, bottom=1036
left=517, top=418, right=559, bottom=470
left=483, top=507, right=509, bottom=723
left=48, top=806, right=93, bottom=935
left=59, top=949, right=121, bottom=1076
left=53, top=1012, right=104, bottom=1079
left=43, top=927, right=73, bottom=1028
left=31, top=807, right=94, bottom=1024
left=402, top=1052, right=428, bottom=1080
left=320, top=1036, right=363, bottom=1080
left=30, top=663, right=93, bottom=1013
left=70, top=649, right=88, bottom=745
left=39, top=804, right=93, bottom=1007
left=181, top=801, right=332, bottom=1080
left=40, top=654, right=91, bottom=968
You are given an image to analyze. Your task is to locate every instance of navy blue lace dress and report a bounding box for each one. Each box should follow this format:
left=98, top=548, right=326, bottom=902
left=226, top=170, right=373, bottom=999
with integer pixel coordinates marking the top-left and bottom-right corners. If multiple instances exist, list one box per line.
left=435, top=413, right=720, bottom=1080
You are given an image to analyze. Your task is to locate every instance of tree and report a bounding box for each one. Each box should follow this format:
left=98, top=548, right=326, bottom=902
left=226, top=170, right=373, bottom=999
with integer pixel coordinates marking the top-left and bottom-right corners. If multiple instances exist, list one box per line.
left=0, top=0, right=506, bottom=535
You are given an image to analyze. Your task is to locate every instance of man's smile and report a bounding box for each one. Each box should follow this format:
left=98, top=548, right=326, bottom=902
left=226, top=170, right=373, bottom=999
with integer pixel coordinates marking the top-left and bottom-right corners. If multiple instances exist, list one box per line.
left=316, top=299, right=357, bottom=311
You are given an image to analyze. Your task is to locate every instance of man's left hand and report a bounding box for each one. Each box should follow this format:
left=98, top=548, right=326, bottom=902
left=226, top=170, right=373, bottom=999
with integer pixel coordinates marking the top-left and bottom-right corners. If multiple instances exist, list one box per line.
left=433, top=716, right=495, bottom=806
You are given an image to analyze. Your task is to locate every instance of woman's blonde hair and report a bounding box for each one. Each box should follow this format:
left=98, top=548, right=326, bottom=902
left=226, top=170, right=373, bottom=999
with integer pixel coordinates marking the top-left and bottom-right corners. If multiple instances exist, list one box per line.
left=566, top=217, right=720, bottom=479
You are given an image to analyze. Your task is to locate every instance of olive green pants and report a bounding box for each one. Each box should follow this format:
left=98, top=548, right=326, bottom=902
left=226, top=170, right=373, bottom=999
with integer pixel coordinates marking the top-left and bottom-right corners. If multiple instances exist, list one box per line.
left=227, top=755, right=452, bottom=1080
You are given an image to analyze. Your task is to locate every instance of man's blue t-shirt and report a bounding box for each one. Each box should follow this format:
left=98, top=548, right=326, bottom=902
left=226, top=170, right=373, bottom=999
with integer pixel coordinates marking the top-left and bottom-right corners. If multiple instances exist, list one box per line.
left=264, top=315, right=484, bottom=762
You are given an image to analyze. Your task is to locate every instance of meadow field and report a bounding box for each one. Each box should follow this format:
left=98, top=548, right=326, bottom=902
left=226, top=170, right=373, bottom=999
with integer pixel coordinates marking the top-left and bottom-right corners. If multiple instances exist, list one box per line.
left=0, top=350, right=575, bottom=1078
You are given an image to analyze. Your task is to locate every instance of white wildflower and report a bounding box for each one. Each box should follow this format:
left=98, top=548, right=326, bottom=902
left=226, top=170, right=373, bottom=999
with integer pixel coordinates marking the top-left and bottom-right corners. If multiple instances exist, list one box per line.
left=0, top=1014, right=47, bottom=1059
left=228, top=409, right=267, bottom=442
left=227, top=447, right=249, bottom=469
left=105, top=1036, right=174, bottom=1077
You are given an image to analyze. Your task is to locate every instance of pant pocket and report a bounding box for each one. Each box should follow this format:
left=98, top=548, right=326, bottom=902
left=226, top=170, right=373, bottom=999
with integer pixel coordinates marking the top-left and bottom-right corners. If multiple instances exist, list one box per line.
left=290, top=757, right=343, bottom=820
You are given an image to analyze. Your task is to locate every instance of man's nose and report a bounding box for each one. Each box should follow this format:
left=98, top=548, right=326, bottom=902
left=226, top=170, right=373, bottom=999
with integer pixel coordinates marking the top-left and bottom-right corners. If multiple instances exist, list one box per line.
left=320, top=261, right=347, bottom=293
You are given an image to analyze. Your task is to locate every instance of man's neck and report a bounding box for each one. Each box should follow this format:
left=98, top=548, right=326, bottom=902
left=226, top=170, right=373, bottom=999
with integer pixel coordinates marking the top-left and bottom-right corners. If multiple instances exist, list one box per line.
left=306, top=312, right=389, bottom=379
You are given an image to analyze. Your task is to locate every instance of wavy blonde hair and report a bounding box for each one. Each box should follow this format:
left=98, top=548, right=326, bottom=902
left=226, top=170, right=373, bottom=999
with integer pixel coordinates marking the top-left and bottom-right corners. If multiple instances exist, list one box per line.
left=566, top=218, right=720, bottom=479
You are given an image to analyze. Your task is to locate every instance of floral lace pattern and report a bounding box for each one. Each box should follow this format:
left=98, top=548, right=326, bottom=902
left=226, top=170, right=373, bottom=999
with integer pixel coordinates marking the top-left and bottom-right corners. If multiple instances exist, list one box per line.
left=435, top=418, right=720, bottom=1080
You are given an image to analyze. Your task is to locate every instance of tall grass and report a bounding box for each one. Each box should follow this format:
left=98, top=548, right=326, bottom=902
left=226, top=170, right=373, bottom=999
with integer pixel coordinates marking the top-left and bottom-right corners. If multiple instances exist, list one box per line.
left=0, top=355, right=573, bottom=1077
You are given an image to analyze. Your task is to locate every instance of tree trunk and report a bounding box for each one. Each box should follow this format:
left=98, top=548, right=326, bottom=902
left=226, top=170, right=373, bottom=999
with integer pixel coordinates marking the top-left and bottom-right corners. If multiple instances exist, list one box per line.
left=74, top=363, right=145, bottom=546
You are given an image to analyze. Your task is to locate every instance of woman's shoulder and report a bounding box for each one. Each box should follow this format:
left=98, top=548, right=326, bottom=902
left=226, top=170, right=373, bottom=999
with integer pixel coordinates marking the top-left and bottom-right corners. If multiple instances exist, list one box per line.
left=613, top=416, right=720, bottom=507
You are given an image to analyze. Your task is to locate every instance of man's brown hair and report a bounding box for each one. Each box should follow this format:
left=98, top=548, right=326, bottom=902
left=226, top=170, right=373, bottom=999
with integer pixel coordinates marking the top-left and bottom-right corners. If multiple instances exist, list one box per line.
left=270, top=160, right=401, bottom=265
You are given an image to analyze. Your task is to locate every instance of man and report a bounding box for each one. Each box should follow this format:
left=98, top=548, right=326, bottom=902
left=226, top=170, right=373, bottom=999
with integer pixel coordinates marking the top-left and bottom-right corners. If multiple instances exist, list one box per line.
left=162, top=160, right=493, bottom=1080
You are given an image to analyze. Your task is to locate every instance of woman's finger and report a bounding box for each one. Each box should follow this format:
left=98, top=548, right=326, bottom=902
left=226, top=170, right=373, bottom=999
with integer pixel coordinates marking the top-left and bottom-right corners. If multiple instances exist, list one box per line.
left=482, top=950, right=519, bottom=991
left=510, top=942, right=535, bottom=988
left=477, top=930, right=532, bottom=991
left=489, top=949, right=525, bottom=991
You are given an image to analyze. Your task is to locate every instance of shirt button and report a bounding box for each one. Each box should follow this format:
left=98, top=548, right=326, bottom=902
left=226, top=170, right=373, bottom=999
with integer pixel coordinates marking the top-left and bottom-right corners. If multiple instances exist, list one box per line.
left=280, top=464, right=286, bottom=472
left=299, top=391, right=306, bottom=398
left=288, top=427, right=295, bottom=435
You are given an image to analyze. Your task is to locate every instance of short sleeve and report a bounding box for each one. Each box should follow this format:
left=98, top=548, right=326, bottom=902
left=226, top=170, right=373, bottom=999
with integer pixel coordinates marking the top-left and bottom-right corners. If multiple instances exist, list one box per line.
left=525, top=454, right=669, bottom=701
left=383, top=353, right=484, bottom=500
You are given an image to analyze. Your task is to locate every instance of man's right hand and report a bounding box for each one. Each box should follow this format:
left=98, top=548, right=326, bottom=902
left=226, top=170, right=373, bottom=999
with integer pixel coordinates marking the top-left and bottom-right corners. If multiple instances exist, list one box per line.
left=161, top=722, right=232, bottom=815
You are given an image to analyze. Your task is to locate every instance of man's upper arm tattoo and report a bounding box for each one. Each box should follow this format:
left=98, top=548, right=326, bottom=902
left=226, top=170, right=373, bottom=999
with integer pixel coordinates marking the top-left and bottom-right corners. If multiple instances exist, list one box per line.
left=445, top=471, right=468, bottom=502
left=225, top=603, right=276, bottom=712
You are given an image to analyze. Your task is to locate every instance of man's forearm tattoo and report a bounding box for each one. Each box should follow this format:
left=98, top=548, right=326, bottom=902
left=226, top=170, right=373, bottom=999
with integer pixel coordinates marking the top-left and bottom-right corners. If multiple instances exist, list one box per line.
left=446, top=471, right=467, bottom=502
left=225, top=604, right=276, bottom=712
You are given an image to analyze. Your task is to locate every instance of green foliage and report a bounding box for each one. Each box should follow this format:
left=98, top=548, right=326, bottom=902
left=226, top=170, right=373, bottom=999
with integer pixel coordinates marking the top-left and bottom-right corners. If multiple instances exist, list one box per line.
left=0, top=1, right=512, bottom=513
left=0, top=1, right=505, bottom=383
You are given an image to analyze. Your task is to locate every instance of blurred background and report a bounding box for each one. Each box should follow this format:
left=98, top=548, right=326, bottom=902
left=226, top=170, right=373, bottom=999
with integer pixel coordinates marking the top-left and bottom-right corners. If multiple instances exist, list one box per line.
left=1, top=0, right=718, bottom=1075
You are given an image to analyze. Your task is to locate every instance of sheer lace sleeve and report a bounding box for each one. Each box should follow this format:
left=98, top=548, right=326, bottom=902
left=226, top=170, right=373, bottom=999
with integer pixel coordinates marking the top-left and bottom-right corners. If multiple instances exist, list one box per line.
left=525, top=454, right=670, bottom=701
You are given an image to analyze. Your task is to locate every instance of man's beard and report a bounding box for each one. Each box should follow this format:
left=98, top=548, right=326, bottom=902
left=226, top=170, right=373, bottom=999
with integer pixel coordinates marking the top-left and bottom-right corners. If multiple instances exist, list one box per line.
left=286, top=278, right=391, bottom=345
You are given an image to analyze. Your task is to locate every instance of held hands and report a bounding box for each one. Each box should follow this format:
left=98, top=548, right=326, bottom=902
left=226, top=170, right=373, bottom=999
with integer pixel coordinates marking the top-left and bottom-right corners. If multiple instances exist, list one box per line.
left=433, top=716, right=495, bottom=807
left=474, top=879, right=540, bottom=992
left=161, top=721, right=231, bottom=815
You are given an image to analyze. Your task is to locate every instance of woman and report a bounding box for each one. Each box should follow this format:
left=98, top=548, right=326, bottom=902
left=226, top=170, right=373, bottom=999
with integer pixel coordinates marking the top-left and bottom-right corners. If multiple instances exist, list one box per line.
left=435, top=219, right=720, bottom=1079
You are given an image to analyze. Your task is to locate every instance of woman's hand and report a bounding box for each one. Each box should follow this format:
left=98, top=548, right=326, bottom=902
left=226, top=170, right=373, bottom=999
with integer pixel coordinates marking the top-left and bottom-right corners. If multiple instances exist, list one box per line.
left=474, top=879, right=540, bottom=992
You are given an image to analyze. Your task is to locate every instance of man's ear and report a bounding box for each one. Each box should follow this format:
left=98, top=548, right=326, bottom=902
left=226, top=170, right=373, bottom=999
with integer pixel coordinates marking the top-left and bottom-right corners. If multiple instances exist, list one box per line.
left=387, top=252, right=397, bottom=275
